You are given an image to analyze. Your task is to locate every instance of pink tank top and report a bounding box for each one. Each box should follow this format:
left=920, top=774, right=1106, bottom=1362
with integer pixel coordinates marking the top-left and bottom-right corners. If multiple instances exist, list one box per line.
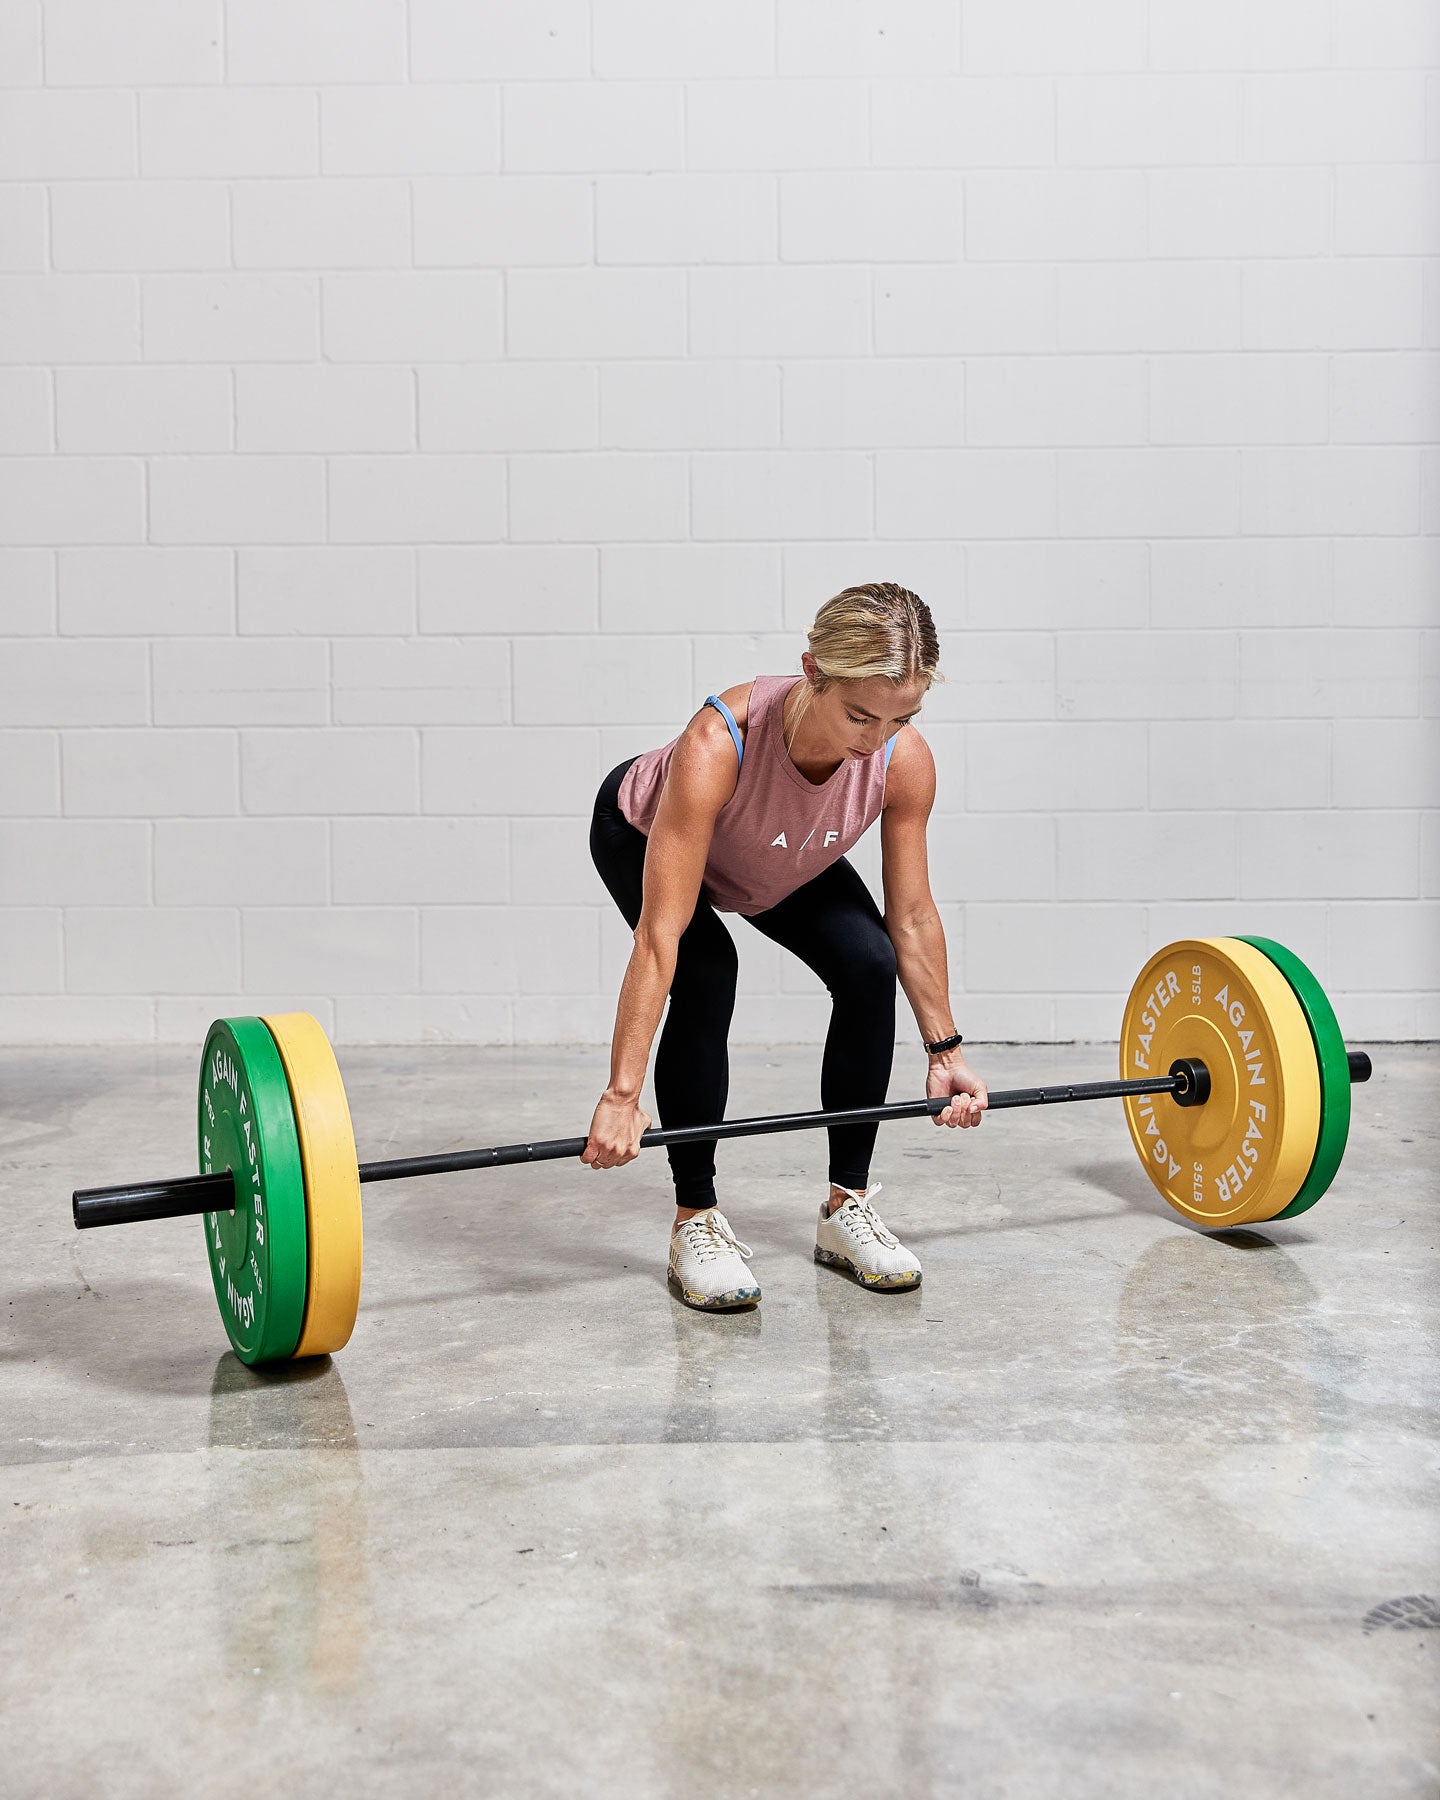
left=616, top=674, right=893, bottom=917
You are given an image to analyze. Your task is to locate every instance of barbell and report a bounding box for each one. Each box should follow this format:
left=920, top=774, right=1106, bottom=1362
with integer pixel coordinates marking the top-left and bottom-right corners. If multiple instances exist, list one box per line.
left=71, top=935, right=1371, bottom=1368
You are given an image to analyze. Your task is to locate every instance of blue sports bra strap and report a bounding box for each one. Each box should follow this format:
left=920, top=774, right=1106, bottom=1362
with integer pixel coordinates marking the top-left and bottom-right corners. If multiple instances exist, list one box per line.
left=704, top=694, right=744, bottom=770
left=884, top=732, right=898, bottom=769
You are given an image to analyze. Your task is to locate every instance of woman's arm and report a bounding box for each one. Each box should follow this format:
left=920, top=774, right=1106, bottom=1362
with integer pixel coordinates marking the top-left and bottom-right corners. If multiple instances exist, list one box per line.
left=582, top=711, right=740, bottom=1170
left=879, top=727, right=988, bottom=1128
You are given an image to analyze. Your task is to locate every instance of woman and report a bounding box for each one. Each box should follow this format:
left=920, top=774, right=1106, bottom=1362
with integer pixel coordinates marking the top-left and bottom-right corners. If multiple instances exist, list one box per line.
left=583, top=582, right=988, bottom=1312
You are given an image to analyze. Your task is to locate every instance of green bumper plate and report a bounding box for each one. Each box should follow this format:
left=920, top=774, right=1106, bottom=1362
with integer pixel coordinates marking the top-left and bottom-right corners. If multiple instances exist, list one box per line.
left=197, top=1017, right=309, bottom=1365
left=1237, top=937, right=1351, bottom=1220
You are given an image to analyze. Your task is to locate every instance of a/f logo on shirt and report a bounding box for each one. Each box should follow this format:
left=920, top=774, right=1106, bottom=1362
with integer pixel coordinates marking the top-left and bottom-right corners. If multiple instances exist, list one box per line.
left=771, top=829, right=841, bottom=850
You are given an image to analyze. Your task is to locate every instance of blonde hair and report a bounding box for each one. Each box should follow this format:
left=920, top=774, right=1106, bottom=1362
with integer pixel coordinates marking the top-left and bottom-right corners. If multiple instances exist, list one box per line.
left=788, top=581, right=943, bottom=748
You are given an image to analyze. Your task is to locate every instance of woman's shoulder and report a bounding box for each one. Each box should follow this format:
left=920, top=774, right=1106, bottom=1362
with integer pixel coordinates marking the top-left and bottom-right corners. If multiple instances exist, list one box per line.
left=881, top=721, right=935, bottom=810
left=664, top=681, right=753, bottom=802
left=679, top=678, right=756, bottom=750
left=710, top=673, right=798, bottom=734
left=713, top=679, right=756, bottom=735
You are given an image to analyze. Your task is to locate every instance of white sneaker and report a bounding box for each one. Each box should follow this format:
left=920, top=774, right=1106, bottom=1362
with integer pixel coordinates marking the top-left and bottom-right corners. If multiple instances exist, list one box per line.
left=668, top=1208, right=762, bottom=1311
left=814, top=1183, right=922, bottom=1291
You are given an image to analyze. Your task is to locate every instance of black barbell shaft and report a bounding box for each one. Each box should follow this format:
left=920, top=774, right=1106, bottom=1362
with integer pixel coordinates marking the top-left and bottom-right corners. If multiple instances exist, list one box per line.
left=73, top=1051, right=1373, bottom=1233
left=358, top=1069, right=1198, bottom=1184
left=73, top=1065, right=1201, bottom=1230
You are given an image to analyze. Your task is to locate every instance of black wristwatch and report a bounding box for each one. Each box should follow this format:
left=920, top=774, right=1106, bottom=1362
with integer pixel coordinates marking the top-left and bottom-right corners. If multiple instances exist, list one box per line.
left=924, top=1031, right=964, bottom=1056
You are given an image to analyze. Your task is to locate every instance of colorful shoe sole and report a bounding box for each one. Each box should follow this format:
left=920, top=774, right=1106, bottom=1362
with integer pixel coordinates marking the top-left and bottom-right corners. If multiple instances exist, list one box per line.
left=814, top=1245, right=922, bottom=1291
left=667, top=1271, right=761, bottom=1311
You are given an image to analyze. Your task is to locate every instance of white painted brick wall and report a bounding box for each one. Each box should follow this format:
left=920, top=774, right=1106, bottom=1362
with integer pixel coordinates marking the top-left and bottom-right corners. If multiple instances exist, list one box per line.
left=422, top=905, right=599, bottom=995
left=43, top=0, right=221, bottom=86
left=0, top=909, right=61, bottom=992
left=322, top=88, right=500, bottom=177
left=0, top=733, right=61, bottom=815
left=328, top=455, right=506, bottom=544
left=871, top=79, right=1054, bottom=168
left=139, top=90, right=318, bottom=179
left=422, top=728, right=603, bottom=817
left=878, top=450, right=1055, bottom=539
left=232, top=180, right=411, bottom=271
left=1, top=642, right=148, bottom=725
left=0, top=193, right=46, bottom=271
left=0, top=457, right=143, bottom=544
left=0, top=6, right=42, bottom=84
left=418, top=546, right=597, bottom=633
left=149, top=456, right=323, bottom=544
left=224, top=0, right=406, bottom=87
left=600, top=547, right=780, bottom=630
left=62, top=728, right=239, bottom=814
left=687, top=79, right=868, bottom=170
left=243, top=907, right=417, bottom=994
left=58, top=370, right=232, bottom=454
left=332, top=818, right=508, bottom=904
left=333, top=637, right=510, bottom=725
left=0, top=0, right=1435, bottom=1050
left=690, top=268, right=871, bottom=358
left=0, top=92, right=136, bottom=179
left=65, top=906, right=239, bottom=994
left=597, top=175, right=775, bottom=266
left=421, top=363, right=595, bottom=451
left=237, top=367, right=413, bottom=455
left=509, top=451, right=685, bottom=541
left=143, top=276, right=319, bottom=362
left=784, top=360, right=963, bottom=450
left=50, top=183, right=230, bottom=274
left=1242, top=261, right=1422, bottom=350
left=600, top=363, right=776, bottom=450
left=151, top=639, right=328, bottom=727
left=239, top=547, right=415, bottom=636
left=241, top=728, right=419, bottom=815
left=322, top=272, right=500, bottom=362
left=408, top=3, right=589, bottom=84
left=1059, top=262, right=1241, bottom=352
left=154, top=820, right=329, bottom=907
left=0, top=823, right=151, bottom=906
left=415, top=179, right=590, bottom=270
left=5, top=550, right=58, bottom=630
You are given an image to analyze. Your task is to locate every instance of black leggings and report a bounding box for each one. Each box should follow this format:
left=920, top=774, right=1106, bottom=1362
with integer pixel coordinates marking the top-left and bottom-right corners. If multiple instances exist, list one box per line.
left=589, top=757, right=897, bottom=1210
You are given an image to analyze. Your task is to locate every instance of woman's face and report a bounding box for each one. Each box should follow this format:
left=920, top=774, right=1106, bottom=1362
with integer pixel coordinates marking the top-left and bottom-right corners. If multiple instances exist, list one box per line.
left=802, top=655, right=928, bottom=761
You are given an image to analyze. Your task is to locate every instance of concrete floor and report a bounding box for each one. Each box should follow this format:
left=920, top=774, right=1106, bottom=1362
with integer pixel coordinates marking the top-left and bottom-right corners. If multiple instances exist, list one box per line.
left=2, top=1040, right=1437, bottom=1799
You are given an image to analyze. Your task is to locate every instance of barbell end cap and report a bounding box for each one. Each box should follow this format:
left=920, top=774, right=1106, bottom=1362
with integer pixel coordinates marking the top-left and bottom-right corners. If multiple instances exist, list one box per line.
left=1168, top=1057, right=1211, bottom=1108
left=1347, top=1049, right=1372, bottom=1084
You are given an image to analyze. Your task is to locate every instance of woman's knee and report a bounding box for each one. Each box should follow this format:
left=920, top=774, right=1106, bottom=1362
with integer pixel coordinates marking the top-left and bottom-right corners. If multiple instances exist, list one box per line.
left=670, top=927, right=739, bottom=1015
left=839, top=929, right=898, bottom=1001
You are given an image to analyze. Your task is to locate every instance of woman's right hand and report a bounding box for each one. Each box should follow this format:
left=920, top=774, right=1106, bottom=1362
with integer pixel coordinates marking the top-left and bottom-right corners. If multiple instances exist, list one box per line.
left=581, top=1091, right=652, bottom=1171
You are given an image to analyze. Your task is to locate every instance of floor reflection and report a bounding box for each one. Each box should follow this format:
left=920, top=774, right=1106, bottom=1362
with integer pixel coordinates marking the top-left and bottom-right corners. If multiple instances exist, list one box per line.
left=1115, top=1230, right=1340, bottom=1443
left=207, top=1355, right=370, bottom=1692
left=1114, top=1228, right=1354, bottom=1546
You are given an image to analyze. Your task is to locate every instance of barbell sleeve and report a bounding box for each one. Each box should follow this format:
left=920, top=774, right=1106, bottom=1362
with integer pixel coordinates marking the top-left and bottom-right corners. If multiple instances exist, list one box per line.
left=72, top=1169, right=239, bottom=1230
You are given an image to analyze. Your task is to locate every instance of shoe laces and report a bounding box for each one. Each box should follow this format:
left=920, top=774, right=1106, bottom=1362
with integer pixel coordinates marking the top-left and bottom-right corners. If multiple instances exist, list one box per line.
left=831, top=1183, right=898, bottom=1248
left=680, top=1210, right=753, bottom=1265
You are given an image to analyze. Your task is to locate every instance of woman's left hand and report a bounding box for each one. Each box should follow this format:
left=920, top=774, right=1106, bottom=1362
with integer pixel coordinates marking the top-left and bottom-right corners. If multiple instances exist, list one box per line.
left=927, top=1057, right=988, bottom=1128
